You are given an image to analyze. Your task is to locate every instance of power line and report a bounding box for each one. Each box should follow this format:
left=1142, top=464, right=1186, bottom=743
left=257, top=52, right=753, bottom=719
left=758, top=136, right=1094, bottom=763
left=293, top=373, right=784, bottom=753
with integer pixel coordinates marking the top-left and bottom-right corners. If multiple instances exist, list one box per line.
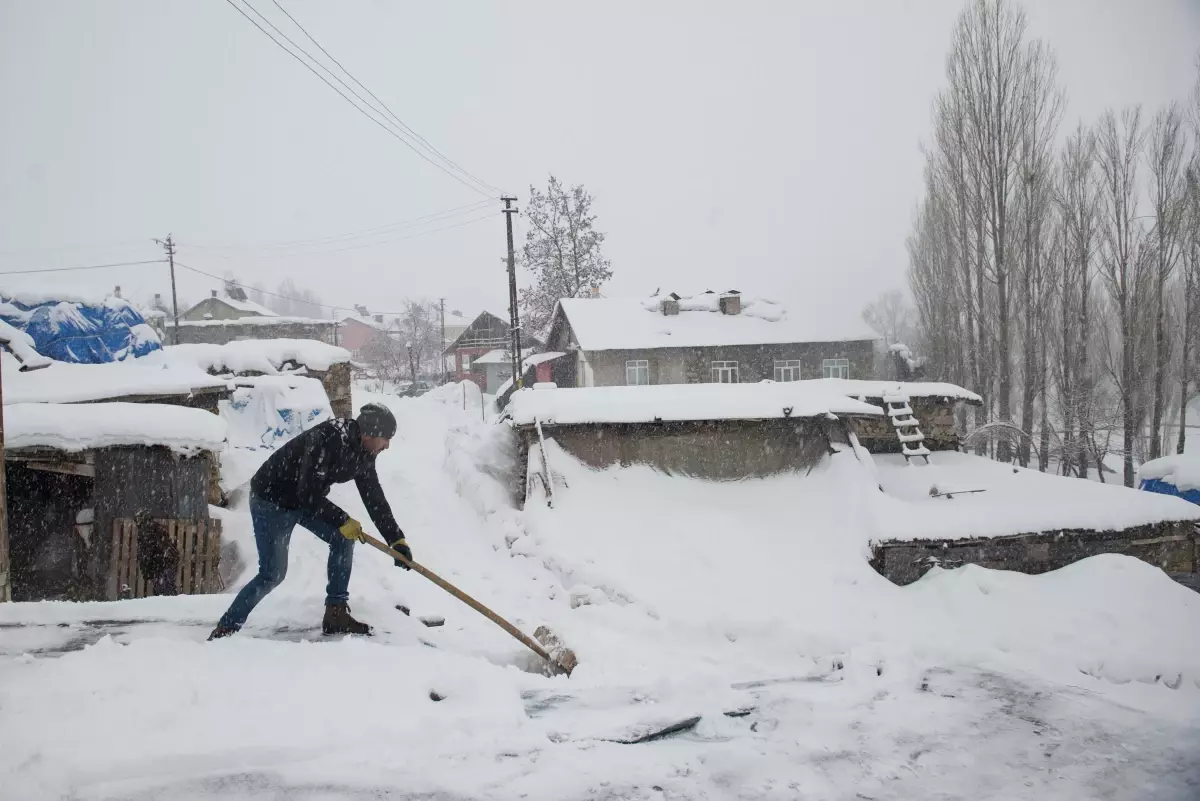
left=0, top=259, right=165, bottom=276
left=268, top=0, right=502, bottom=197
left=174, top=260, right=443, bottom=318
left=179, top=199, right=492, bottom=252
left=223, top=0, right=499, bottom=198
left=182, top=210, right=497, bottom=261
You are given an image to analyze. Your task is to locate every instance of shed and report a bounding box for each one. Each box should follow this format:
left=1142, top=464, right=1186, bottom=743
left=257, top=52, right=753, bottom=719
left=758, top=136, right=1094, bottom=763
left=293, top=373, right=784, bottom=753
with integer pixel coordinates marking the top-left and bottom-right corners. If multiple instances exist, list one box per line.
left=504, top=382, right=883, bottom=498
left=2, top=402, right=227, bottom=601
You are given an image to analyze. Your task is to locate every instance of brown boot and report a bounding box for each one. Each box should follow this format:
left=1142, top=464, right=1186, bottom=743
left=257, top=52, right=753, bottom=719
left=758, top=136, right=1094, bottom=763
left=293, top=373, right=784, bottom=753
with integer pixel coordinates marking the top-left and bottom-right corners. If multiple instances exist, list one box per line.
left=322, top=603, right=373, bottom=636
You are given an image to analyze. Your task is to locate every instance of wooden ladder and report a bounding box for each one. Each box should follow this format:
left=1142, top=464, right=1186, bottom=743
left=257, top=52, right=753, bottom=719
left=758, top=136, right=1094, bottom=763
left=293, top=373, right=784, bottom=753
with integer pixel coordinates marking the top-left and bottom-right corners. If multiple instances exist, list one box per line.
left=884, top=391, right=930, bottom=465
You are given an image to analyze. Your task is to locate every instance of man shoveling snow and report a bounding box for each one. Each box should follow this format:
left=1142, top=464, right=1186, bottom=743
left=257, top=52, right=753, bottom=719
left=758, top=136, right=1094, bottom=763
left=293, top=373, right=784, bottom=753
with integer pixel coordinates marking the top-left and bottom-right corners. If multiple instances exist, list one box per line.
left=208, top=403, right=411, bottom=640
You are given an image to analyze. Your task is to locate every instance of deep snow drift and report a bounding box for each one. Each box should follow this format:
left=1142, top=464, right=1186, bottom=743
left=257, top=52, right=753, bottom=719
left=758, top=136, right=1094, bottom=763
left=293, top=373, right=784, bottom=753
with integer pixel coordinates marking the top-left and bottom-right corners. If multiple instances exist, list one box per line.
left=1, top=383, right=1198, bottom=800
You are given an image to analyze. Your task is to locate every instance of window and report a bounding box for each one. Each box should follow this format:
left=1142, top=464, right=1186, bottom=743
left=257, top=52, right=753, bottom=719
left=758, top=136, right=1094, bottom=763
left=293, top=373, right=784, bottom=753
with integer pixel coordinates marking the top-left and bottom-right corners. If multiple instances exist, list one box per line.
left=711, top=360, right=739, bottom=383
left=822, top=358, right=850, bottom=379
left=774, top=359, right=801, bottom=382
left=462, top=353, right=472, bottom=370
left=625, top=359, right=650, bottom=385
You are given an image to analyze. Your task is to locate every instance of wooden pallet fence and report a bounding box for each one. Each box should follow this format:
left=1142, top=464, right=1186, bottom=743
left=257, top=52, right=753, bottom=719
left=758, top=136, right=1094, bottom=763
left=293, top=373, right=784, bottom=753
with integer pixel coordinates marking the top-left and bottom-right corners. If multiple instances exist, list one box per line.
left=107, top=518, right=223, bottom=600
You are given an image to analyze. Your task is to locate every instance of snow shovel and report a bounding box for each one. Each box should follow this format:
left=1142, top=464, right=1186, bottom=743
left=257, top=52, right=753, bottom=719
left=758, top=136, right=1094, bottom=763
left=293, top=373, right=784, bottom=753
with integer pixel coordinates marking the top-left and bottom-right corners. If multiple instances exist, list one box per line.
left=360, top=532, right=577, bottom=677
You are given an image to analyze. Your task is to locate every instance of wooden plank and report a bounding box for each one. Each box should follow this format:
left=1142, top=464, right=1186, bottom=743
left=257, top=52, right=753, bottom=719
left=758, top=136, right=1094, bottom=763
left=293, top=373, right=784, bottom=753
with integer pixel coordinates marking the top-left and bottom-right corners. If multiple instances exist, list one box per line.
left=193, top=521, right=207, bottom=594
left=172, top=520, right=184, bottom=593
left=180, top=522, right=195, bottom=594
left=207, top=521, right=222, bottom=593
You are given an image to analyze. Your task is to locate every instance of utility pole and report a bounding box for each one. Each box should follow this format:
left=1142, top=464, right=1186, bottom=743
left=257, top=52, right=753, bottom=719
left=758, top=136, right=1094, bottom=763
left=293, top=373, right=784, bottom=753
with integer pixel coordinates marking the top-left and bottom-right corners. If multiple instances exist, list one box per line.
left=502, top=197, right=523, bottom=390
left=438, top=298, right=447, bottom=384
left=0, top=362, right=8, bottom=602
left=154, top=234, right=180, bottom=345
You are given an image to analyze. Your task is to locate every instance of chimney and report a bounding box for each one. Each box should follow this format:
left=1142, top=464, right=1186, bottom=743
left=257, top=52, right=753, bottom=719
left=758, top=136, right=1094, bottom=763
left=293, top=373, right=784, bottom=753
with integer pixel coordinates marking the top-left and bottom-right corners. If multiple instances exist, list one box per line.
left=719, top=292, right=741, bottom=315
left=211, top=289, right=218, bottom=298
left=589, top=285, right=601, bottom=299
left=661, top=293, right=680, bottom=316
left=374, top=314, right=384, bottom=323
left=113, top=285, right=122, bottom=298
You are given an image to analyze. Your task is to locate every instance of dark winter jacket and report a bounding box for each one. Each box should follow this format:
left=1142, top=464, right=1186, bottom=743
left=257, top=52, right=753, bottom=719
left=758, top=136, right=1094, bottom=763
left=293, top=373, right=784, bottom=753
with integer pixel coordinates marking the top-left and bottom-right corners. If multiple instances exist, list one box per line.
left=250, top=418, right=402, bottom=541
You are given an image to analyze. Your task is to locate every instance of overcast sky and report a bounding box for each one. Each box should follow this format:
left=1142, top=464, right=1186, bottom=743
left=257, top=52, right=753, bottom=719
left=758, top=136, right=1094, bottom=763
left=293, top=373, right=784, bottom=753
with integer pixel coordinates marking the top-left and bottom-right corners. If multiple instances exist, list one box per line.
left=1, top=0, right=1197, bottom=328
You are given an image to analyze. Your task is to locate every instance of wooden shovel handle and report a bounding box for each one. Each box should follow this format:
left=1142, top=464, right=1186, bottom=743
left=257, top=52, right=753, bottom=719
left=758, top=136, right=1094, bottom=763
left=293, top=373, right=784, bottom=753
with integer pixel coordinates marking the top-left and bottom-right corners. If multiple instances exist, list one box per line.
left=360, top=532, right=555, bottom=665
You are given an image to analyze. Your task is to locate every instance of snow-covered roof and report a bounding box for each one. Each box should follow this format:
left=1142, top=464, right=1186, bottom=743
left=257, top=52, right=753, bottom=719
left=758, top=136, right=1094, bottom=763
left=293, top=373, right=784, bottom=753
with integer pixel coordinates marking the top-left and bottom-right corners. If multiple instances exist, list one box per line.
left=1, top=357, right=230, bottom=404
left=555, top=293, right=879, bottom=352
left=506, top=381, right=883, bottom=426
left=813, top=378, right=982, bottom=404
left=5, top=402, right=227, bottom=455
left=472, top=348, right=510, bottom=366
left=175, top=315, right=333, bottom=327
left=217, top=296, right=277, bottom=317
left=0, top=319, right=52, bottom=369
left=141, top=340, right=351, bottom=374
left=1139, top=453, right=1200, bottom=493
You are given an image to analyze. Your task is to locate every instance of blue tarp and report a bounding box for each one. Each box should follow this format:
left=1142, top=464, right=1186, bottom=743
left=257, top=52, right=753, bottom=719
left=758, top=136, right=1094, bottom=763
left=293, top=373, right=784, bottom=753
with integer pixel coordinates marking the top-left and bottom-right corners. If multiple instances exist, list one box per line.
left=0, top=295, right=161, bottom=364
left=1140, top=478, right=1200, bottom=506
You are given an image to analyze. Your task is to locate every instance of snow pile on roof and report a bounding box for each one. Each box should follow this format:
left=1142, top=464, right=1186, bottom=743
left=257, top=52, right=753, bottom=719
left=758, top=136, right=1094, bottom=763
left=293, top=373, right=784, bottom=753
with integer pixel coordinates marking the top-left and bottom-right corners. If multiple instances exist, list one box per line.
left=218, top=296, right=277, bottom=317
left=4, top=402, right=226, bottom=455
left=639, top=290, right=787, bottom=322
left=471, top=348, right=509, bottom=365
left=177, top=315, right=334, bottom=328
left=1, top=357, right=230, bottom=404
left=142, top=339, right=351, bottom=374
left=0, top=319, right=52, bottom=369
left=507, top=381, right=883, bottom=426
left=1139, top=453, right=1200, bottom=493
left=873, top=451, right=1200, bottom=541
left=814, top=378, right=982, bottom=404
left=0, top=293, right=161, bottom=363
left=493, top=351, right=568, bottom=397
left=888, top=341, right=924, bottom=371
left=558, top=294, right=878, bottom=351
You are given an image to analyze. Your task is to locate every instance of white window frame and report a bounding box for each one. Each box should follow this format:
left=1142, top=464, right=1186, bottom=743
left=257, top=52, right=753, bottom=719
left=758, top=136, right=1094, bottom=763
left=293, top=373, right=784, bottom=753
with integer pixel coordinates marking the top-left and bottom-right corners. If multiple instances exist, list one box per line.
left=462, top=353, right=472, bottom=370
left=773, top=359, right=801, bottom=382
left=711, top=360, right=739, bottom=383
left=625, top=359, right=650, bottom=386
left=822, top=358, right=850, bottom=379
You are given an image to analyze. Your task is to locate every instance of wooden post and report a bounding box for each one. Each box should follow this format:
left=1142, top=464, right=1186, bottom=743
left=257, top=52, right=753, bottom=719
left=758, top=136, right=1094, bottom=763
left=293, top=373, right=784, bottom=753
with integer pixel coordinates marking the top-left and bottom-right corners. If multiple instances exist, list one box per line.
left=0, top=363, right=9, bottom=602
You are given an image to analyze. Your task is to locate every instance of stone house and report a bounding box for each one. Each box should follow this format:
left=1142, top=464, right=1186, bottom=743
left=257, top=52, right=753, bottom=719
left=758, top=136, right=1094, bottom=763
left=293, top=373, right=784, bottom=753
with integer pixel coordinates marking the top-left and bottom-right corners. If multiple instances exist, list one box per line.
left=176, top=288, right=334, bottom=346
left=544, top=291, right=878, bottom=388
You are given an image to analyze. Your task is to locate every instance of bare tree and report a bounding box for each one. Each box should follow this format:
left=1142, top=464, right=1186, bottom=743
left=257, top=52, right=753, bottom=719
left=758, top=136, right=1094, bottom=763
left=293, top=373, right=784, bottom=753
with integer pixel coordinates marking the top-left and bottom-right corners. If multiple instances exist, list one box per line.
left=398, top=300, right=440, bottom=383
left=1054, top=124, right=1101, bottom=476
left=518, top=176, right=613, bottom=334
left=940, top=0, right=1064, bottom=462
left=1095, top=107, right=1150, bottom=487
left=1145, top=104, right=1189, bottom=459
left=861, top=289, right=917, bottom=347
left=1013, top=38, right=1065, bottom=466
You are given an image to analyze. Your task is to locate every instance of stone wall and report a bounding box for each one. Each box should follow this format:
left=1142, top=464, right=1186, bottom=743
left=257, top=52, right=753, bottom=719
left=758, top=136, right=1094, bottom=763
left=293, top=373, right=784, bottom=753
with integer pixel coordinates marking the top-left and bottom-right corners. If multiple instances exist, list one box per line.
left=307, top=361, right=353, bottom=419
left=870, top=520, right=1198, bottom=585
left=174, top=321, right=336, bottom=346
left=580, top=340, right=876, bottom=387
left=518, top=417, right=849, bottom=487
left=849, top=397, right=962, bottom=453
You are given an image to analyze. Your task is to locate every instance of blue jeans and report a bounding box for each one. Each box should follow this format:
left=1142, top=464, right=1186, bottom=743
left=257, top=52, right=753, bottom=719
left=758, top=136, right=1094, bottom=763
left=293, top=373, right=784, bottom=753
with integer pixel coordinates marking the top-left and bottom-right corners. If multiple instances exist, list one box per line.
left=217, top=494, right=354, bottom=630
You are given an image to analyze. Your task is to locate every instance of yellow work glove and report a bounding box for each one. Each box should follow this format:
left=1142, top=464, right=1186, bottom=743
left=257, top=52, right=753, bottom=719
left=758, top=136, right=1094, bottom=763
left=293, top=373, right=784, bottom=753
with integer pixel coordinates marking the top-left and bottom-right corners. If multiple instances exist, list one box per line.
left=339, top=518, right=366, bottom=543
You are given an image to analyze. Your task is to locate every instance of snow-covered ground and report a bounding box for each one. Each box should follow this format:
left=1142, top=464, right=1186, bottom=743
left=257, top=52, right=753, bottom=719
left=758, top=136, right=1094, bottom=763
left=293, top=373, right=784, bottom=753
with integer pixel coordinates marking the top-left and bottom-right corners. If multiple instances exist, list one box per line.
left=1, top=383, right=1199, bottom=800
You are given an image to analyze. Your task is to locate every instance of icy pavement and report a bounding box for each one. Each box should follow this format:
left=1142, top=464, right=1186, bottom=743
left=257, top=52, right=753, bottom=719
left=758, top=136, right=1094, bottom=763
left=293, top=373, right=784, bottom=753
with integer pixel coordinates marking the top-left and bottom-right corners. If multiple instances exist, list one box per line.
left=1, top=385, right=1198, bottom=800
